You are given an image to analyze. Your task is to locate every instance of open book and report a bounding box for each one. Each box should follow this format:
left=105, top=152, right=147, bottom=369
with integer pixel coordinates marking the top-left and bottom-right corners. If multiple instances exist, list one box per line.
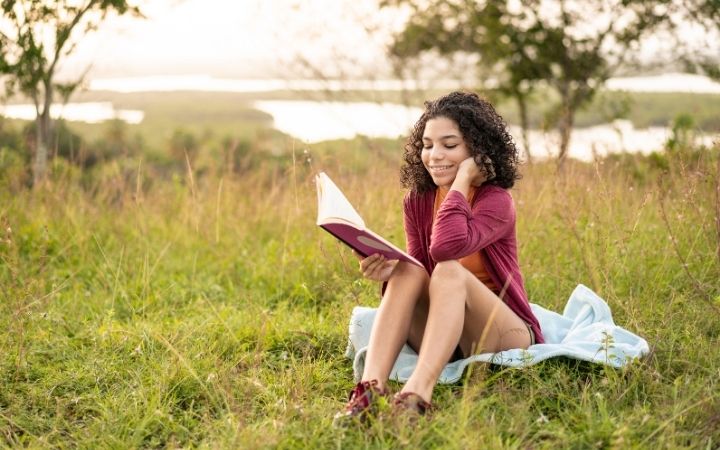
left=315, top=172, right=423, bottom=267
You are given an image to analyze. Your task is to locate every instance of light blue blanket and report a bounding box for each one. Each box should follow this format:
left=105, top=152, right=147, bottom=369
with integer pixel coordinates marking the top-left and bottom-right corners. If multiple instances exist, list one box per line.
left=345, top=284, right=650, bottom=384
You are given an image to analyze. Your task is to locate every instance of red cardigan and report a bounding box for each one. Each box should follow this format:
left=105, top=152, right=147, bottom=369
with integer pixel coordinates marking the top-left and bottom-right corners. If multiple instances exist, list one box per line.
left=403, top=184, right=544, bottom=344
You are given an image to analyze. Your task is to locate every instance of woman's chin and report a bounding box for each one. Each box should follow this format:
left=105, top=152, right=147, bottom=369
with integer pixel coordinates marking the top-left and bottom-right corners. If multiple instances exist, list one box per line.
left=431, top=174, right=455, bottom=188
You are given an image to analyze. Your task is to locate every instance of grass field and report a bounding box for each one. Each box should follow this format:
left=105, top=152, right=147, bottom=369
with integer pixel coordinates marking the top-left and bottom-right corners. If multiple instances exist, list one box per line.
left=1, top=134, right=719, bottom=447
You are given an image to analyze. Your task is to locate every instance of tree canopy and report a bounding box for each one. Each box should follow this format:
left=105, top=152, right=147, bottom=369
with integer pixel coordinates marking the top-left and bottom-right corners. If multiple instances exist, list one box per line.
left=384, top=0, right=673, bottom=166
left=0, top=0, right=142, bottom=185
left=679, top=0, right=720, bottom=79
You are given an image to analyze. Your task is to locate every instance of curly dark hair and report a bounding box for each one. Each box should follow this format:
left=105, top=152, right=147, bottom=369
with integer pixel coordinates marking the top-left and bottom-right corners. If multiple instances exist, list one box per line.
left=400, top=91, right=521, bottom=192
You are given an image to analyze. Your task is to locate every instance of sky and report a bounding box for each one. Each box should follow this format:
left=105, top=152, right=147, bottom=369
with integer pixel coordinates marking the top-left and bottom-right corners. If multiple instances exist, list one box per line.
left=48, top=0, right=720, bottom=83
left=61, top=0, right=402, bottom=80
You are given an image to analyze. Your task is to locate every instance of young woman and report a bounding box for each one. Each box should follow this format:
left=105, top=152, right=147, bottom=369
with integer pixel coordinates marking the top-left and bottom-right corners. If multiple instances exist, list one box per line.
left=335, top=91, right=544, bottom=421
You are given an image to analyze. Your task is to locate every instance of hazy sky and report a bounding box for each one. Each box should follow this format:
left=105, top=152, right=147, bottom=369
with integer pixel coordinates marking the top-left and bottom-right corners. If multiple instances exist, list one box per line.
left=60, top=0, right=715, bottom=82
left=62, top=0, right=400, bottom=80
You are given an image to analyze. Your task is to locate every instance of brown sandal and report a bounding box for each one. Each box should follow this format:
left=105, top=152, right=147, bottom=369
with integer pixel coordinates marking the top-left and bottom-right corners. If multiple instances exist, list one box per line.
left=392, top=391, right=432, bottom=416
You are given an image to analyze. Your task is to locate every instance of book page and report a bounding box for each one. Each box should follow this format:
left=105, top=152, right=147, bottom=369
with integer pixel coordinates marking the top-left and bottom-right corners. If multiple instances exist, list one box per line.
left=316, top=172, right=366, bottom=228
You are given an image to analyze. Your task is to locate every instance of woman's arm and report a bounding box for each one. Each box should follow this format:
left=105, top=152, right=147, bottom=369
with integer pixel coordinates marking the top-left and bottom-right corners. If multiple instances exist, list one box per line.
left=429, top=187, right=514, bottom=262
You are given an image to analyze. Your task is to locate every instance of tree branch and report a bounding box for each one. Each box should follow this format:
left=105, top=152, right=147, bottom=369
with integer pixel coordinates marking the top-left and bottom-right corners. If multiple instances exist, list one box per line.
left=48, top=0, right=97, bottom=77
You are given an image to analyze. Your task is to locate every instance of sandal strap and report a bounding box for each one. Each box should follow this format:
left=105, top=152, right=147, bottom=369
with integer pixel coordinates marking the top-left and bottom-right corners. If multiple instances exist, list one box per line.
left=348, top=379, right=386, bottom=401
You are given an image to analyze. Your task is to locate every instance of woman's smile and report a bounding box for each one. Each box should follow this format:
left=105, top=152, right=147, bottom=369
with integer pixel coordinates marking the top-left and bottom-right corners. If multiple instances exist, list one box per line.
left=428, top=164, right=453, bottom=172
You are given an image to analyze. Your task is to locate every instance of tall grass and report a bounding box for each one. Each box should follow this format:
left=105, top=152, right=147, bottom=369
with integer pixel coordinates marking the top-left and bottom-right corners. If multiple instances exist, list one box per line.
left=1, top=142, right=719, bottom=448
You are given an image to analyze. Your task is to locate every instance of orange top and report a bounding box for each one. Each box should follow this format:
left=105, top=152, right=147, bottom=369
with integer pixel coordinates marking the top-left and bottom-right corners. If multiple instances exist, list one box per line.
left=433, top=186, right=499, bottom=294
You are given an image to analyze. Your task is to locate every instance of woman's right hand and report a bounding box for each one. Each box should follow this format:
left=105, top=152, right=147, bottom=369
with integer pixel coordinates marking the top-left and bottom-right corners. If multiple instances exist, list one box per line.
left=355, top=252, right=398, bottom=282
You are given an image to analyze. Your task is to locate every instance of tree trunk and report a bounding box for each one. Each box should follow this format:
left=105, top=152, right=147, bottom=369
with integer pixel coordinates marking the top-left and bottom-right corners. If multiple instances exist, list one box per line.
left=32, top=113, right=51, bottom=186
left=32, top=81, right=53, bottom=186
left=516, top=94, right=533, bottom=164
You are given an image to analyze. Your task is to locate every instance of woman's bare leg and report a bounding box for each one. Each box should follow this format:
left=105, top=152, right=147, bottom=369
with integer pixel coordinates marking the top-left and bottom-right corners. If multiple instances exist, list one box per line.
left=401, top=260, right=531, bottom=402
left=361, top=261, right=429, bottom=391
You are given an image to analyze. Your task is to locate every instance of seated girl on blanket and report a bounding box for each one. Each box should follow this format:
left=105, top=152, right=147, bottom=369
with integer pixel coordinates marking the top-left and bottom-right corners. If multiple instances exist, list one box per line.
left=335, top=91, right=544, bottom=421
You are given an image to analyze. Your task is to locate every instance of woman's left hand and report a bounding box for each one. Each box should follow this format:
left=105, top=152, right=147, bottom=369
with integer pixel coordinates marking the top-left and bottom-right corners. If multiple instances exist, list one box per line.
left=355, top=252, right=398, bottom=282
left=457, top=157, right=488, bottom=187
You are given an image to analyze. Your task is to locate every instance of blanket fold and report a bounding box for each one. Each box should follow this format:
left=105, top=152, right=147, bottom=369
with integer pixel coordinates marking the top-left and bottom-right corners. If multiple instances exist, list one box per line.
left=345, top=284, right=649, bottom=384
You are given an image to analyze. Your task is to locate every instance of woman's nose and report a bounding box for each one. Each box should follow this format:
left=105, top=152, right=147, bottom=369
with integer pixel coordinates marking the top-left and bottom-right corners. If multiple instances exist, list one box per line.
left=429, top=147, right=444, bottom=160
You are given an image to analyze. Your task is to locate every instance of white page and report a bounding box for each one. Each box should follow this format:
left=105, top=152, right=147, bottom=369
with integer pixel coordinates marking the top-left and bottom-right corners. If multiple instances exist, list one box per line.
left=316, top=172, right=366, bottom=228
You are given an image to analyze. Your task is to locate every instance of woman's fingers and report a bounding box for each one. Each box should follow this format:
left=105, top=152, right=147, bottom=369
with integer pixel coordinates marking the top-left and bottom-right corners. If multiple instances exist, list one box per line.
left=359, top=254, right=378, bottom=271
left=360, top=254, right=385, bottom=277
left=358, top=254, right=399, bottom=281
left=460, top=156, right=490, bottom=186
left=365, top=256, right=385, bottom=277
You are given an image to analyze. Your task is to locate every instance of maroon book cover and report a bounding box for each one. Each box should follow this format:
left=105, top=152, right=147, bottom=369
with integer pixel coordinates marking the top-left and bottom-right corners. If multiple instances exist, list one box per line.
left=316, top=172, right=422, bottom=267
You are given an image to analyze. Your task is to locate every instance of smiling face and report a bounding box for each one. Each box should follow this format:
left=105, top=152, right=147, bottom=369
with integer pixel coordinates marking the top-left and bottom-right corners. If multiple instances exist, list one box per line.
left=420, top=116, right=471, bottom=189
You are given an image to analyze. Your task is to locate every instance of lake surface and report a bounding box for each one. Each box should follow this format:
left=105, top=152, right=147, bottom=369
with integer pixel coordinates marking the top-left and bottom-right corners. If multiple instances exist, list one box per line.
left=87, top=73, right=720, bottom=94
left=0, top=102, right=144, bottom=124
left=2, top=73, right=717, bottom=161
left=253, top=100, right=718, bottom=162
left=253, top=100, right=423, bottom=143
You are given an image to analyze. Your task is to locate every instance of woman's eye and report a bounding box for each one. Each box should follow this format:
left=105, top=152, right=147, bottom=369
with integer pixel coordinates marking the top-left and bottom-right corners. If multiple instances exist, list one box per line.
left=422, top=146, right=432, bottom=150
left=446, top=145, right=457, bottom=149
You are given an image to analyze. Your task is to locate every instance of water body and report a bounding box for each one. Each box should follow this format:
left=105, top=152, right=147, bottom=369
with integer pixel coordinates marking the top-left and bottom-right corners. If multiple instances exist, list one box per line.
left=0, top=102, right=144, bottom=124
left=88, top=76, right=471, bottom=93
left=2, top=74, right=717, bottom=160
left=253, top=100, right=717, bottom=162
left=606, top=73, right=720, bottom=94
left=253, top=100, right=422, bottom=143
left=87, top=73, right=720, bottom=94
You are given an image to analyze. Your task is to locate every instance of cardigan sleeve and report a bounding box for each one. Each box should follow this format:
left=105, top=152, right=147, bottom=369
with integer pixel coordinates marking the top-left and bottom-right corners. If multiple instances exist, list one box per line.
left=403, top=192, right=425, bottom=262
left=429, top=187, right=514, bottom=261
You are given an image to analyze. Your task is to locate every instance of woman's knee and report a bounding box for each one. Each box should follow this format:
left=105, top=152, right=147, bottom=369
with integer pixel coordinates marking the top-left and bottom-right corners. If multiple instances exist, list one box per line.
left=430, top=260, right=465, bottom=284
left=428, top=261, right=468, bottom=303
left=392, top=260, right=429, bottom=280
